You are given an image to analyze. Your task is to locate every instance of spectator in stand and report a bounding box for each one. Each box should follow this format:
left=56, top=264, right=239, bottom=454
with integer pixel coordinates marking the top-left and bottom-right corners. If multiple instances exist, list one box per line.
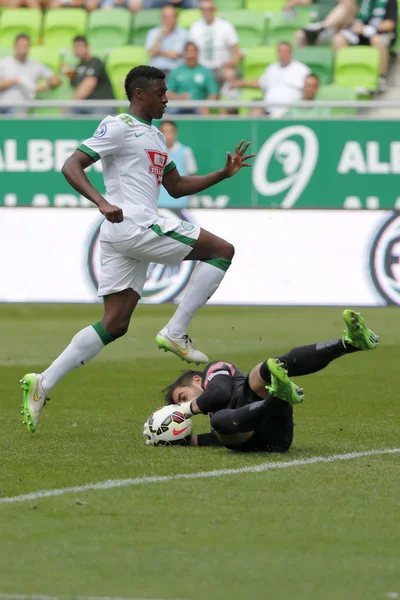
left=286, top=73, right=331, bottom=116
left=220, top=66, right=241, bottom=115
left=48, top=0, right=84, bottom=7
left=231, top=42, right=310, bottom=117
left=129, top=0, right=199, bottom=14
left=146, top=5, right=188, bottom=78
left=167, top=41, right=218, bottom=115
left=68, top=36, right=115, bottom=115
left=7, top=0, right=48, bottom=7
left=158, top=121, right=198, bottom=208
left=0, top=34, right=60, bottom=115
left=189, top=0, right=242, bottom=81
left=287, top=0, right=358, bottom=47
left=333, top=0, right=397, bottom=91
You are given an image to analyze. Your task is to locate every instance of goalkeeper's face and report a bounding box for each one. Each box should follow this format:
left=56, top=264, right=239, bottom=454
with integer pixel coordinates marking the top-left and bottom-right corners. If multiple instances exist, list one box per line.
left=172, top=376, right=203, bottom=405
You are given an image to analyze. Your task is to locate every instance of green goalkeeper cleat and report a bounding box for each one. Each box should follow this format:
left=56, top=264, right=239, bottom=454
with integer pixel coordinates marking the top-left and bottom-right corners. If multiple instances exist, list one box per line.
left=342, top=310, right=379, bottom=351
left=265, top=358, right=304, bottom=406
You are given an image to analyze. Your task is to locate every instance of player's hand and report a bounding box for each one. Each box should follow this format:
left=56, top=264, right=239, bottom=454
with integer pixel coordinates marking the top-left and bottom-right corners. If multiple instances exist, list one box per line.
left=98, top=200, right=124, bottom=223
left=222, top=140, right=255, bottom=178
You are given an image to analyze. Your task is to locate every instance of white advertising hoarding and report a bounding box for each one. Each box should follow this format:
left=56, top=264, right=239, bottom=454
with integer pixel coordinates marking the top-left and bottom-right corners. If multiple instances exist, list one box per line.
left=0, top=208, right=399, bottom=305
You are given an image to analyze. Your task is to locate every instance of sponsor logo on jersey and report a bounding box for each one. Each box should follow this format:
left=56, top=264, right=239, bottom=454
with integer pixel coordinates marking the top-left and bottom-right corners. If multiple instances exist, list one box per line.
left=252, top=125, right=318, bottom=208
left=145, top=150, right=168, bottom=185
left=369, top=212, right=400, bottom=305
left=93, top=124, right=107, bottom=138
left=86, top=208, right=196, bottom=304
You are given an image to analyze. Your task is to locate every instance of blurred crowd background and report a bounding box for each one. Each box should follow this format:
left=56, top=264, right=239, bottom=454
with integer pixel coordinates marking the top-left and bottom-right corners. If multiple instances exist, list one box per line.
left=0, top=0, right=398, bottom=117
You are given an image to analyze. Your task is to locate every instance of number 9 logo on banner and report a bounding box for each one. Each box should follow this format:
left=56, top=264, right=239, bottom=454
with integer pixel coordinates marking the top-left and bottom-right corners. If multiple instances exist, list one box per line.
left=252, top=125, right=318, bottom=208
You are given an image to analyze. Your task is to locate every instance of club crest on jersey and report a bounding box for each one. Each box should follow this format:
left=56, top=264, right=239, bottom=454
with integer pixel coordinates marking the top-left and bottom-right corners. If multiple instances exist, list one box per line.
left=145, top=150, right=168, bottom=185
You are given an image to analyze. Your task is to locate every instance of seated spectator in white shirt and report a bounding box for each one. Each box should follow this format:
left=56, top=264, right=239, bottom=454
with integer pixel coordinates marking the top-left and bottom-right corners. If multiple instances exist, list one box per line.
left=146, top=5, right=188, bottom=77
left=158, top=120, right=198, bottom=208
left=189, top=0, right=242, bottom=80
left=0, top=34, right=60, bottom=115
left=129, top=0, right=199, bottom=14
left=231, top=41, right=310, bottom=117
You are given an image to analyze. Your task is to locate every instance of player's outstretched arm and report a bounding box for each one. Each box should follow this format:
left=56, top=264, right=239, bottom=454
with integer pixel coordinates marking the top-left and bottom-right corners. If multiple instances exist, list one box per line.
left=62, top=150, right=123, bottom=223
left=162, top=139, right=255, bottom=199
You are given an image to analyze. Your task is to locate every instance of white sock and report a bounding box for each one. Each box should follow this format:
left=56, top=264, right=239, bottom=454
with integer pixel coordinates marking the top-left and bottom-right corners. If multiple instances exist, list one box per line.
left=41, top=323, right=113, bottom=393
left=167, top=259, right=231, bottom=338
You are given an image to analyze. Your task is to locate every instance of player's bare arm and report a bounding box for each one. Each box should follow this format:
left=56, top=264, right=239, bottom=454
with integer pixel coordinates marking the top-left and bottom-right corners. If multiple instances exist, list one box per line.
left=62, top=150, right=123, bottom=223
left=162, top=139, right=255, bottom=199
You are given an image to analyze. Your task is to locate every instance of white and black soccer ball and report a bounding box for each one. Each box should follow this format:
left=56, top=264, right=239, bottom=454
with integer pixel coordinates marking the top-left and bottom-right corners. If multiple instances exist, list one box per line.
left=143, top=405, right=193, bottom=446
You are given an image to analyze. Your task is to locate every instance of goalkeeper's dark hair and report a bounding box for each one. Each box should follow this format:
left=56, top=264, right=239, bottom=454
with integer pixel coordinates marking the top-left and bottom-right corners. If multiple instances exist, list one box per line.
left=124, top=66, right=166, bottom=101
left=163, top=370, right=203, bottom=405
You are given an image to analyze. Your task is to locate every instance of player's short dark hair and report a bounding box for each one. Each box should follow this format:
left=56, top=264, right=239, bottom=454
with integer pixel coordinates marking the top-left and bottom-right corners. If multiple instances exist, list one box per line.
left=160, top=120, right=177, bottom=131
left=307, top=72, right=320, bottom=82
left=15, top=33, right=30, bottom=43
left=73, top=35, right=88, bottom=44
left=163, top=370, right=203, bottom=405
left=124, top=65, right=166, bottom=101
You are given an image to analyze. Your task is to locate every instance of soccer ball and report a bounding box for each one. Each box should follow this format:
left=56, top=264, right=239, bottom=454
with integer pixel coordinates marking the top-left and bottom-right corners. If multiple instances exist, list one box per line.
left=143, top=405, right=193, bottom=446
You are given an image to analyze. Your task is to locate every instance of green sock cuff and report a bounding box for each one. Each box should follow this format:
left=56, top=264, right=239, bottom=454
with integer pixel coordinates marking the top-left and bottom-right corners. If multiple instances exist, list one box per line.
left=92, top=321, right=114, bottom=345
left=203, top=258, right=231, bottom=273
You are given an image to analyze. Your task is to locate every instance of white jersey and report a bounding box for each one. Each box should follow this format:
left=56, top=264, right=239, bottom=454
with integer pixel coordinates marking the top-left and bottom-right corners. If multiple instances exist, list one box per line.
left=189, top=18, right=239, bottom=70
left=78, top=113, right=176, bottom=240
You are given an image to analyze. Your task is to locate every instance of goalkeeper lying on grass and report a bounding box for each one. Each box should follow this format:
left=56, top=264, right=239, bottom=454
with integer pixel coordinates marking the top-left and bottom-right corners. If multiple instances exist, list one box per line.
left=144, top=310, right=378, bottom=452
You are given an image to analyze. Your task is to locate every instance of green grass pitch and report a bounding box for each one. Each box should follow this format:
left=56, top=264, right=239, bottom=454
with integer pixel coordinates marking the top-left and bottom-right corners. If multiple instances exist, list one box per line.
left=0, top=304, right=399, bottom=600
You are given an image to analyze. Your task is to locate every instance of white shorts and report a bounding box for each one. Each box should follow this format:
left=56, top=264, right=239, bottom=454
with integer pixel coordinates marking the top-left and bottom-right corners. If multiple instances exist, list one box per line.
left=98, top=215, right=200, bottom=297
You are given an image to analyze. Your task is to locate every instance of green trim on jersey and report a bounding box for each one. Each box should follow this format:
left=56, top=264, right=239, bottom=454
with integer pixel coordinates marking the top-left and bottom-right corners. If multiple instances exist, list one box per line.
left=92, top=321, right=114, bottom=345
left=150, top=223, right=196, bottom=247
left=78, top=143, right=101, bottom=162
left=164, top=161, right=177, bottom=175
left=128, top=112, right=152, bottom=126
left=203, top=258, right=231, bottom=272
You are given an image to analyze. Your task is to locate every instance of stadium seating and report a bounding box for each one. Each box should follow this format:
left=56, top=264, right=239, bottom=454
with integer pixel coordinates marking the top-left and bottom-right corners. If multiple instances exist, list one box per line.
left=43, top=9, right=87, bottom=50
left=334, top=46, right=380, bottom=90
left=29, top=46, right=61, bottom=73
left=107, top=45, right=147, bottom=100
left=317, top=83, right=357, bottom=115
left=215, top=0, right=243, bottom=8
left=294, top=46, right=333, bottom=85
left=246, top=0, right=285, bottom=12
left=222, top=11, right=265, bottom=47
left=266, top=11, right=311, bottom=45
left=0, top=8, right=42, bottom=47
left=88, top=9, right=131, bottom=50
left=178, top=9, right=202, bottom=29
left=243, top=45, right=277, bottom=80
left=0, top=47, right=12, bottom=58
left=238, top=86, right=263, bottom=115
left=32, top=75, right=73, bottom=115
left=132, top=9, right=161, bottom=45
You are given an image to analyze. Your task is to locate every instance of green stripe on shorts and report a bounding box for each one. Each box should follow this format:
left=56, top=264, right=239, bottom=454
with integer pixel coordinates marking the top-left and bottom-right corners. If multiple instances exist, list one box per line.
left=77, top=144, right=101, bottom=162
left=150, top=223, right=196, bottom=247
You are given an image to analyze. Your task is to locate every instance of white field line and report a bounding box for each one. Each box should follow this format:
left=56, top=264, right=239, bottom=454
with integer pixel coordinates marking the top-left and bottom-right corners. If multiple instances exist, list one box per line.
left=0, top=448, right=399, bottom=506
left=0, top=596, right=179, bottom=600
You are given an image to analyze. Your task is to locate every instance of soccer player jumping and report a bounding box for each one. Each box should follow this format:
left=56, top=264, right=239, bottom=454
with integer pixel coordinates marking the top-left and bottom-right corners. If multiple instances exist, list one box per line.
left=153, top=310, right=379, bottom=452
left=20, top=66, right=255, bottom=433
